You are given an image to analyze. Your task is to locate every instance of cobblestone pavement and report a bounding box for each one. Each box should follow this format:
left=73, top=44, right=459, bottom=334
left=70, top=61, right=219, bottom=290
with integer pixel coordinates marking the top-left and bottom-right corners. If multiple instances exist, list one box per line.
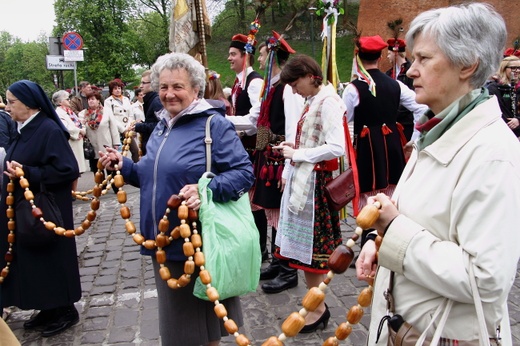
left=4, top=171, right=520, bottom=345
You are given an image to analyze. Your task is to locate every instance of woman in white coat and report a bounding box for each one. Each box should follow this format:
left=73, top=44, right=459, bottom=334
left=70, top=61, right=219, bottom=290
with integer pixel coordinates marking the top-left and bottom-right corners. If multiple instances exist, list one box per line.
left=78, top=90, right=120, bottom=172
left=53, top=89, right=87, bottom=193
left=356, top=3, right=520, bottom=346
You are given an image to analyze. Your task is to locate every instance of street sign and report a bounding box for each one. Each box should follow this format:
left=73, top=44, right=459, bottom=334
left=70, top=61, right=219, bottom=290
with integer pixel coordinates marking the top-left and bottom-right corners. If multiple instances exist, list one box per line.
left=46, top=55, right=76, bottom=70
left=62, top=32, right=83, bottom=50
left=64, top=50, right=84, bottom=62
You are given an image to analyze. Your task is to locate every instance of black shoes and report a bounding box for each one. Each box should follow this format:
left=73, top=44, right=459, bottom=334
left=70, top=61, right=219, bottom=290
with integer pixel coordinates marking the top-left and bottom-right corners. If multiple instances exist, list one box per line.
left=41, top=306, right=79, bottom=337
left=261, top=260, right=298, bottom=294
left=300, top=304, right=330, bottom=333
left=24, top=305, right=79, bottom=337
left=260, top=262, right=280, bottom=280
left=24, top=309, right=58, bottom=330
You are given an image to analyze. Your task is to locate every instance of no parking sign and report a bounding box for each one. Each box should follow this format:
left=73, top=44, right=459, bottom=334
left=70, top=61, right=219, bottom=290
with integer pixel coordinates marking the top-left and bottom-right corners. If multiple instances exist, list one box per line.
left=62, top=32, right=83, bottom=50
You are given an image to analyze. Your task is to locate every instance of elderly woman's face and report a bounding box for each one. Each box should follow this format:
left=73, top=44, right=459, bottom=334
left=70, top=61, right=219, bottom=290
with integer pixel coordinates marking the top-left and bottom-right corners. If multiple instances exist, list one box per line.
left=60, top=94, right=71, bottom=107
left=87, top=96, right=100, bottom=109
left=407, top=33, right=470, bottom=114
left=5, top=90, right=32, bottom=122
left=158, top=68, right=199, bottom=117
left=111, top=86, right=122, bottom=97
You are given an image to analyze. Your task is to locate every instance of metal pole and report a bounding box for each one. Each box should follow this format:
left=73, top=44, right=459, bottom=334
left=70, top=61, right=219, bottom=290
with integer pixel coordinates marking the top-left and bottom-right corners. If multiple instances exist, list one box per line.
left=309, top=7, right=316, bottom=59
left=73, top=62, right=78, bottom=95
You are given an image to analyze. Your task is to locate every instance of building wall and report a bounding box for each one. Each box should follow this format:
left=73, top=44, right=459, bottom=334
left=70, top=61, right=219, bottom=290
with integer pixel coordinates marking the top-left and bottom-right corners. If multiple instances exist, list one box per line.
left=356, top=0, right=520, bottom=71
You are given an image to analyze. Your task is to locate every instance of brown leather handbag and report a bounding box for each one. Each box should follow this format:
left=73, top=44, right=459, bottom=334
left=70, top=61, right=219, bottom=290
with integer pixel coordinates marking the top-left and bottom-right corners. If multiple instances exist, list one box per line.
left=324, top=117, right=358, bottom=211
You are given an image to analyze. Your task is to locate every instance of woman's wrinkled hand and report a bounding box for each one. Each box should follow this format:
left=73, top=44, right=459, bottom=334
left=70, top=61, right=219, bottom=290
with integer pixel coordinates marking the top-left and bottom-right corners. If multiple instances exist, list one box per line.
left=179, top=184, right=201, bottom=210
left=356, top=239, right=378, bottom=283
left=366, top=193, right=400, bottom=235
left=4, top=160, right=23, bottom=180
left=98, top=147, right=123, bottom=170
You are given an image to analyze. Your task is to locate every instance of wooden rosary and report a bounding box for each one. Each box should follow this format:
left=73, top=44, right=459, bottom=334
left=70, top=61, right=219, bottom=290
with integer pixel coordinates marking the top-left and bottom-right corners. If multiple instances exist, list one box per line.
left=1, top=130, right=384, bottom=345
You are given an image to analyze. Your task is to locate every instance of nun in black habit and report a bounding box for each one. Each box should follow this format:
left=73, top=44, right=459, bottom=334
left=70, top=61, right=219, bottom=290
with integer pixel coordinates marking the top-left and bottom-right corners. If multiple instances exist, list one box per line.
left=0, top=80, right=81, bottom=337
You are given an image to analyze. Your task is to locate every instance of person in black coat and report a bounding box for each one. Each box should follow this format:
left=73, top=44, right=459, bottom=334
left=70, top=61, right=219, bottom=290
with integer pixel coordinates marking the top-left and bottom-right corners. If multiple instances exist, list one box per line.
left=132, top=70, right=162, bottom=156
left=0, top=80, right=81, bottom=338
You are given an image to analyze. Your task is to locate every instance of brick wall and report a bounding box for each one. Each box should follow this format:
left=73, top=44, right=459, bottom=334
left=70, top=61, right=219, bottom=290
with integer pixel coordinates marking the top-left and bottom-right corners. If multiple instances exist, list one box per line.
left=355, top=0, right=520, bottom=72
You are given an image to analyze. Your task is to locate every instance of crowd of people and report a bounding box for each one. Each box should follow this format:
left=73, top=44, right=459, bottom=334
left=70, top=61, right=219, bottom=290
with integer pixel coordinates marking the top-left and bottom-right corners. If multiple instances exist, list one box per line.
left=0, top=2, right=519, bottom=346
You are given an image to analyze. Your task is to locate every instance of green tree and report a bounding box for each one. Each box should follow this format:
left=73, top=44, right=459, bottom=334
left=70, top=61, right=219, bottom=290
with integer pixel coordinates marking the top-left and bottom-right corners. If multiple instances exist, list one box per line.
left=54, top=0, right=139, bottom=86
left=0, top=34, right=55, bottom=95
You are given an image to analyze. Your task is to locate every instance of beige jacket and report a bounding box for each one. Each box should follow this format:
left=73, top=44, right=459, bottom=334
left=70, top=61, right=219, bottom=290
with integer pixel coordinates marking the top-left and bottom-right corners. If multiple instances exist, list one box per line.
left=368, top=96, right=520, bottom=345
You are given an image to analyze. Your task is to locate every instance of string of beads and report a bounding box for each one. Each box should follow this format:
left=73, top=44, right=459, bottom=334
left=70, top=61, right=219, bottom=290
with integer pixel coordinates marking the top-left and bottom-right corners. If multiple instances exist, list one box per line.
left=260, top=202, right=382, bottom=346
left=2, top=129, right=385, bottom=345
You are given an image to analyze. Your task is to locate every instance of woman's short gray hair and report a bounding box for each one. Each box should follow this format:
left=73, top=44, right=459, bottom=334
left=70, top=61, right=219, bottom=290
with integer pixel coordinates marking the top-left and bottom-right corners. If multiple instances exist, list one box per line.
left=406, top=2, right=506, bottom=88
left=150, top=53, right=206, bottom=98
left=52, top=90, right=69, bottom=106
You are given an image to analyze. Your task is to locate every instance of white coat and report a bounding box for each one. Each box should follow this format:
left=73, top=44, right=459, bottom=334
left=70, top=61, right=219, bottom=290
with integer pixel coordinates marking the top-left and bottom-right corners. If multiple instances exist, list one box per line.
left=78, top=108, right=120, bottom=159
left=56, top=106, right=87, bottom=173
left=368, top=96, right=520, bottom=345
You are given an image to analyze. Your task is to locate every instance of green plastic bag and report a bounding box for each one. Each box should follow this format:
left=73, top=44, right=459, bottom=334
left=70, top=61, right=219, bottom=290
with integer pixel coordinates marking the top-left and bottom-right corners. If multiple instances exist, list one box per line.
left=193, top=175, right=261, bottom=301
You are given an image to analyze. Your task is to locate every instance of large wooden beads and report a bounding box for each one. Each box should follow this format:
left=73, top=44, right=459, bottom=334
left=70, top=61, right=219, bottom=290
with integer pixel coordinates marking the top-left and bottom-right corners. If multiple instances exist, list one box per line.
left=328, top=245, right=355, bottom=274
left=281, top=312, right=305, bottom=337
left=356, top=201, right=381, bottom=229
left=302, top=287, right=325, bottom=311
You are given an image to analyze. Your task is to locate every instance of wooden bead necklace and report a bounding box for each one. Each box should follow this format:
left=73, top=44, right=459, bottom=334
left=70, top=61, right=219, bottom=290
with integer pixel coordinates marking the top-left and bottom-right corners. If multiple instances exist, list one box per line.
left=111, top=165, right=250, bottom=343
left=2, top=129, right=385, bottom=346
left=0, top=161, right=116, bottom=283
left=259, top=202, right=382, bottom=346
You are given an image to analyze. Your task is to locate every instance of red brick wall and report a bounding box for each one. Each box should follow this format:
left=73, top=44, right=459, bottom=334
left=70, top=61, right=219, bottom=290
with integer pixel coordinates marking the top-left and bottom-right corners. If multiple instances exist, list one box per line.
left=356, top=0, right=520, bottom=72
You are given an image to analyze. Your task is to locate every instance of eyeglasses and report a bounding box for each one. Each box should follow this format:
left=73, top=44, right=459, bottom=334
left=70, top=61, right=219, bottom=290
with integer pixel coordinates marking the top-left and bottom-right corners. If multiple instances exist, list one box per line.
left=507, top=66, right=520, bottom=71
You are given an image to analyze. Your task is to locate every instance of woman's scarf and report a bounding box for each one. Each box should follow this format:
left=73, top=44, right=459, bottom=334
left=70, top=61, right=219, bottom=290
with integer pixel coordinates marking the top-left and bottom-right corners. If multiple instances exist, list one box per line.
left=8, top=80, right=70, bottom=138
left=288, top=84, right=340, bottom=213
left=415, top=88, right=491, bottom=151
left=60, top=106, right=82, bottom=128
left=86, top=106, right=104, bottom=130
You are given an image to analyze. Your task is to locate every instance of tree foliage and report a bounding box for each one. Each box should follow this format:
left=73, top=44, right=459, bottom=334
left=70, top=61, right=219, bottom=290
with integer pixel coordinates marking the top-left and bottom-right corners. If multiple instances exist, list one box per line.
left=0, top=0, right=358, bottom=96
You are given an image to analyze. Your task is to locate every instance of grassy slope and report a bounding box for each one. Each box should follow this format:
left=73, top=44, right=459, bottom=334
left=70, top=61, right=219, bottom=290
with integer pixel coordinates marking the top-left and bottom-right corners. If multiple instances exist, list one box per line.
left=206, top=34, right=355, bottom=89
left=205, top=3, right=358, bottom=89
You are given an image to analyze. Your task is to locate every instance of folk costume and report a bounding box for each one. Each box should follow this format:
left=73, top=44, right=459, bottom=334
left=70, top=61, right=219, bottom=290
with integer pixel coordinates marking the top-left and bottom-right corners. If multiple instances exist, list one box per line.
left=228, top=34, right=263, bottom=155
left=252, top=31, right=303, bottom=220
left=276, top=84, right=345, bottom=272
left=0, top=80, right=81, bottom=313
left=250, top=32, right=304, bottom=293
left=342, top=35, right=427, bottom=211
left=386, top=38, right=416, bottom=141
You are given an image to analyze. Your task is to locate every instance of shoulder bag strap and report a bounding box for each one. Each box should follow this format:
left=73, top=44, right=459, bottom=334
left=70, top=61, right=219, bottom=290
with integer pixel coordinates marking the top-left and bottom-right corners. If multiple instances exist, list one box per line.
left=469, top=263, right=492, bottom=345
left=343, top=116, right=361, bottom=215
left=204, top=115, right=215, bottom=172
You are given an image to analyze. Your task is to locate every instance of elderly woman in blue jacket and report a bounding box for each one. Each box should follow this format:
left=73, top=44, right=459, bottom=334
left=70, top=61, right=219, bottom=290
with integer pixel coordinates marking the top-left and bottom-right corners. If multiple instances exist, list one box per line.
left=99, top=53, right=254, bottom=346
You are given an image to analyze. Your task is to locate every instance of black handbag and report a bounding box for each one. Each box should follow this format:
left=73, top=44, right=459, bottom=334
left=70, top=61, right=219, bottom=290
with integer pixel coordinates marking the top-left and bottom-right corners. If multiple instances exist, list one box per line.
left=83, top=138, right=95, bottom=160
left=15, top=186, right=62, bottom=248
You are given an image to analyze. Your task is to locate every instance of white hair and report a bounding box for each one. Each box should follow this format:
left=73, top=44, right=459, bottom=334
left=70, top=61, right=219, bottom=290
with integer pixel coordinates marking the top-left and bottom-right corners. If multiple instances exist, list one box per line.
left=406, top=2, right=506, bottom=88
left=52, top=90, right=69, bottom=106
left=150, top=53, right=206, bottom=98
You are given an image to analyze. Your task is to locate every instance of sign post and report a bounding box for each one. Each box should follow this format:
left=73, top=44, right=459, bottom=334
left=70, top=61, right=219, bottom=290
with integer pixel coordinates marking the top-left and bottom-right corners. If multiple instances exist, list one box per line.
left=62, top=32, right=84, bottom=95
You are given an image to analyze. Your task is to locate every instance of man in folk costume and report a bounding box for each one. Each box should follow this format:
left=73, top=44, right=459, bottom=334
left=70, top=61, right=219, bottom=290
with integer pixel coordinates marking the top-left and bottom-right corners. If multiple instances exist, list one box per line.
left=342, top=35, right=427, bottom=244
left=386, top=38, right=416, bottom=141
left=226, top=28, right=268, bottom=262
left=247, top=31, right=305, bottom=293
